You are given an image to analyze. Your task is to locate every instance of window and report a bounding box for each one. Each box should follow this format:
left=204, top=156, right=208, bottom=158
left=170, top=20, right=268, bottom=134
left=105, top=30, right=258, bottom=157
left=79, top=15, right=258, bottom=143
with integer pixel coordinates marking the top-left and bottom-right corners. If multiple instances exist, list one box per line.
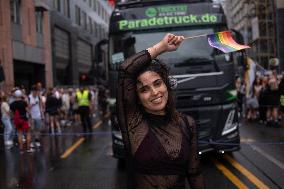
left=104, top=10, right=107, bottom=22
left=88, top=17, right=93, bottom=33
left=104, top=11, right=108, bottom=23
left=93, top=0, right=96, bottom=11
left=103, top=28, right=107, bottom=38
left=102, top=9, right=105, bottom=21
left=35, top=11, right=43, bottom=33
left=100, top=26, right=104, bottom=38
left=93, top=22, right=97, bottom=36
left=54, top=0, right=61, bottom=12
left=100, top=26, right=103, bottom=38
left=75, top=5, right=81, bottom=25
left=63, top=0, right=70, bottom=17
left=10, top=0, right=21, bottom=24
left=98, top=2, right=101, bottom=16
left=123, top=29, right=217, bottom=65
left=82, top=11, right=87, bottom=30
left=97, top=25, right=101, bottom=38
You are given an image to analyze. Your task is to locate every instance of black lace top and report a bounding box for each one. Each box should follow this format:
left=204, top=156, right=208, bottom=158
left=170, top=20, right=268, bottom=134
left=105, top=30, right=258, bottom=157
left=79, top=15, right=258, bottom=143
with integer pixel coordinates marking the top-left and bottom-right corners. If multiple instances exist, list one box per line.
left=117, top=50, right=205, bottom=189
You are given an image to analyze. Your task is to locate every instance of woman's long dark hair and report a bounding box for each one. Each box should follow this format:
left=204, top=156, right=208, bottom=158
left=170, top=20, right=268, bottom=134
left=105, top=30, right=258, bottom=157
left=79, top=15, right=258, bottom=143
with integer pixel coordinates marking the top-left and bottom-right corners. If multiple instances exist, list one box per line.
left=136, top=59, right=180, bottom=124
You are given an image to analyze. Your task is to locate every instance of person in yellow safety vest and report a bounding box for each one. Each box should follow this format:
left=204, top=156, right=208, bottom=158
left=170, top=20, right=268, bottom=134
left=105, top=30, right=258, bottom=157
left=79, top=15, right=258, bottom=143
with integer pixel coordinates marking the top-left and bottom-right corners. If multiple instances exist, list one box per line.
left=76, top=86, right=92, bottom=133
left=281, top=95, right=284, bottom=107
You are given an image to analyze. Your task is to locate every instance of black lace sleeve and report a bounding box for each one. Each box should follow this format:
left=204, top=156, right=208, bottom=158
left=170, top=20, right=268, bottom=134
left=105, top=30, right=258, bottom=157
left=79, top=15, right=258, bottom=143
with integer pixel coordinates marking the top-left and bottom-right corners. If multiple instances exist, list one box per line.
left=185, top=116, right=205, bottom=189
left=117, top=50, right=152, bottom=154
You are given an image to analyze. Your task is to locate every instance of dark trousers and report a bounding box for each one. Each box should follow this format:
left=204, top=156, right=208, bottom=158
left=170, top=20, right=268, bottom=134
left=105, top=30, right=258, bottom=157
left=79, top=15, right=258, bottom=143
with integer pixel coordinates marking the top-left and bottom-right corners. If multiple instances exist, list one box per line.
left=259, top=106, right=267, bottom=121
left=78, top=106, right=92, bottom=133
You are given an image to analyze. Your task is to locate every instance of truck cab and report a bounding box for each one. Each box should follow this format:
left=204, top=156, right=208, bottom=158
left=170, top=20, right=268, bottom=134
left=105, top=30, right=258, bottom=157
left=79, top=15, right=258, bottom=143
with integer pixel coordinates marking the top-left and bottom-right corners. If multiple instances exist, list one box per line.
left=102, top=0, right=240, bottom=160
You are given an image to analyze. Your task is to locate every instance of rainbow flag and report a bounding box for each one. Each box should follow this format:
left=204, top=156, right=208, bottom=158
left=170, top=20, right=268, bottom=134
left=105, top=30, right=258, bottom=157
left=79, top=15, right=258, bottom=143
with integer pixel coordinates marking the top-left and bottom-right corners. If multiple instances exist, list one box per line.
left=207, top=31, right=250, bottom=53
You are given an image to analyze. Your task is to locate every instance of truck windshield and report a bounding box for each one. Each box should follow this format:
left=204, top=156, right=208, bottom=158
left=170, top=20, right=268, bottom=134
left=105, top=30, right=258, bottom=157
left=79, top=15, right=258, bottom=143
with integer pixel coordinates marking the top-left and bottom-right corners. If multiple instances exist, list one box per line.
left=109, top=28, right=222, bottom=67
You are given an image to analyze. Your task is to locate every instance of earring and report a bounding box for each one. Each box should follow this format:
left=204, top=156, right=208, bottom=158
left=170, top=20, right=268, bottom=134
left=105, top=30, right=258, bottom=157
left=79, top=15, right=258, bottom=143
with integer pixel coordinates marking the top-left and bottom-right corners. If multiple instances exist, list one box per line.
left=169, top=76, right=178, bottom=89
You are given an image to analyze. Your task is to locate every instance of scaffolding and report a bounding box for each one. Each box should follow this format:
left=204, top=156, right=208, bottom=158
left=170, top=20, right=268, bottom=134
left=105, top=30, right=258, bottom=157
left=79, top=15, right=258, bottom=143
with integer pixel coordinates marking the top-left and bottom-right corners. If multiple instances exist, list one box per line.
left=248, top=0, right=277, bottom=69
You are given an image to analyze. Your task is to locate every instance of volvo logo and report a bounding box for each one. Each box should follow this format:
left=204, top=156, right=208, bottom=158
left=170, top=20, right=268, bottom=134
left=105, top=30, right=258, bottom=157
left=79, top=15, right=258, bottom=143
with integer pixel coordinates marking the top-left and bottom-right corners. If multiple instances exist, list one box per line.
left=203, top=97, right=212, bottom=102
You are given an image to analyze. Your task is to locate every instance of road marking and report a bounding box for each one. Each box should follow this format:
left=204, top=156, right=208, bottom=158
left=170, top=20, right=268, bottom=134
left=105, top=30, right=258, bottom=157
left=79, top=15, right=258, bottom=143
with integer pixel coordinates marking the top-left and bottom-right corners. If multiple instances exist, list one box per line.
left=225, top=155, right=269, bottom=189
left=60, top=119, right=105, bottom=159
left=241, top=137, right=284, bottom=170
left=249, top=145, right=284, bottom=170
left=93, top=120, right=103, bottom=129
left=240, top=138, right=256, bottom=143
left=104, top=112, right=111, bottom=119
left=60, top=137, right=85, bottom=159
left=211, top=158, right=249, bottom=189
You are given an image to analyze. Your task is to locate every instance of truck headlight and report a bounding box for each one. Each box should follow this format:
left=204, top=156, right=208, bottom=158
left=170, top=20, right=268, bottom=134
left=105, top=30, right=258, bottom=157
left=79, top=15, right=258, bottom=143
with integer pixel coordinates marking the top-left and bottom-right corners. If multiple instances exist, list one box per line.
left=113, top=131, right=122, bottom=140
left=114, top=139, right=124, bottom=146
left=226, top=90, right=237, bottom=101
left=222, top=110, right=238, bottom=135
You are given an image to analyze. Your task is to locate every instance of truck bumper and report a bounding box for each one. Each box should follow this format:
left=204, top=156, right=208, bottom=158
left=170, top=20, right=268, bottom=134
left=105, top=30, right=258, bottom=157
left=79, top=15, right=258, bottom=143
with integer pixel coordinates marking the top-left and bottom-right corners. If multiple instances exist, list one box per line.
left=198, top=129, right=240, bottom=154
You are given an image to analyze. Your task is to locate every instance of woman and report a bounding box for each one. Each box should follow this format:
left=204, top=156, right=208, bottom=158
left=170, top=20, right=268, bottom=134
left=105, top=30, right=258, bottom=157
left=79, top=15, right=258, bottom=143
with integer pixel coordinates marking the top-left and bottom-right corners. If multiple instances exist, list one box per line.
left=1, top=94, right=13, bottom=148
left=118, top=33, right=204, bottom=189
left=45, top=88, right=61, bottom=134
left=259, top=75, right=269, bottom=124
left=10, top=89, right=34, bottom=153
left=246, top=77, right=261, bottom=121
left=265, top=76, right=280, bottom=127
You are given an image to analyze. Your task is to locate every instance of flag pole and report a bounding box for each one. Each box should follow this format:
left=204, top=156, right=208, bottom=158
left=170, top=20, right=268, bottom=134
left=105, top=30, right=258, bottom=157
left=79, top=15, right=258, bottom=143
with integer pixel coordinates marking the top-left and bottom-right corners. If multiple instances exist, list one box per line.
left=184, top=34, right=208, bottom=40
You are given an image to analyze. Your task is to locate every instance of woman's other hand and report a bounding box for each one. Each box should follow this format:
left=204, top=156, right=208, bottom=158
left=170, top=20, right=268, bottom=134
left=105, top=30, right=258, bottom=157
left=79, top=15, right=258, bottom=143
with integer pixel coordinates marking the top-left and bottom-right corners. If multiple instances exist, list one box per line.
left=147, top=33, right=184, bottom=59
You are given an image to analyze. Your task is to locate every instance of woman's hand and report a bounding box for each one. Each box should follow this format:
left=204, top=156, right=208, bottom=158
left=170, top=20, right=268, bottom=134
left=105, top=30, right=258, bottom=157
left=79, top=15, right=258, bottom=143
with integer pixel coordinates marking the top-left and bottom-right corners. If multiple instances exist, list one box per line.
left=147, top=33, right=184, bottom=59
left=161, top=33, right=184, bottom=52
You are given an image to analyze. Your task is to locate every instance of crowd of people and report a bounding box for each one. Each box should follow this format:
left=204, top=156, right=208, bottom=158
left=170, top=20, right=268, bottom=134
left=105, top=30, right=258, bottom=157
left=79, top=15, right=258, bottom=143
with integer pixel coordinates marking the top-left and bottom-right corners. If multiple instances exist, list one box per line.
left=0, top=83, right=109, bottom=153
left=236, top=70, right=284, bottom=127
left=1, top=69, right=283, bottom=154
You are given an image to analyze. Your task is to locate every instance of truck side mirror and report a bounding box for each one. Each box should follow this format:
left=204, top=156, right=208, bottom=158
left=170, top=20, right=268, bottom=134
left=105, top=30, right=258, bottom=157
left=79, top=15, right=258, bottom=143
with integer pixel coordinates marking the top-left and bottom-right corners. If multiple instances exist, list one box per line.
left=123, top=36, right=136, bottom=47
left=93, top=39, right=108, bottom=84
left=95, top=39, right=108, bottom=64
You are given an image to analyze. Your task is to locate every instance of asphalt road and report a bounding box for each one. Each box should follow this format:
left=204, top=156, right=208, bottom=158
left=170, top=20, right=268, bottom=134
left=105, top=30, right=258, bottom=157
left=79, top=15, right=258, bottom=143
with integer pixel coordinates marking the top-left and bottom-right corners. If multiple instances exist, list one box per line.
left=0, top=116, right=283, bottom=189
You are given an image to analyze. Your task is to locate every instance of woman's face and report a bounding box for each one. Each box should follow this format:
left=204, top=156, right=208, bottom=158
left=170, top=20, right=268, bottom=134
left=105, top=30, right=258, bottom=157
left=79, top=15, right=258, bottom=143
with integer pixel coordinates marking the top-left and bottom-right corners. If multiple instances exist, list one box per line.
left=137, top=71, right=168, bottom=115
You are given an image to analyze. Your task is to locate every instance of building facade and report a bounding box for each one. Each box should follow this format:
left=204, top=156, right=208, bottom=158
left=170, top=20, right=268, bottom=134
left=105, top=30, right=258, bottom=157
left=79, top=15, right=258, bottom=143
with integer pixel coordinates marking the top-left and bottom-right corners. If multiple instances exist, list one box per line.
left=46, top=0, right=112, bottom=86
left=224, top=0, right=283, bottom=71
left=275, top=0, right=284, bottom=72
left=0, top=0, right=52, bottom=91
left=0, top=0, right=112, bottom=91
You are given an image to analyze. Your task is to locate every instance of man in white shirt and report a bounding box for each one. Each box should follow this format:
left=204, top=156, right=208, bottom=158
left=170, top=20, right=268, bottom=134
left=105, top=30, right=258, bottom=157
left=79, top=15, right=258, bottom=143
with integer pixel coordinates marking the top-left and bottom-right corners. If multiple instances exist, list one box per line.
left=28, top=85, right=44, bottom=148
left=61, top=88, right=70, bottom=126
